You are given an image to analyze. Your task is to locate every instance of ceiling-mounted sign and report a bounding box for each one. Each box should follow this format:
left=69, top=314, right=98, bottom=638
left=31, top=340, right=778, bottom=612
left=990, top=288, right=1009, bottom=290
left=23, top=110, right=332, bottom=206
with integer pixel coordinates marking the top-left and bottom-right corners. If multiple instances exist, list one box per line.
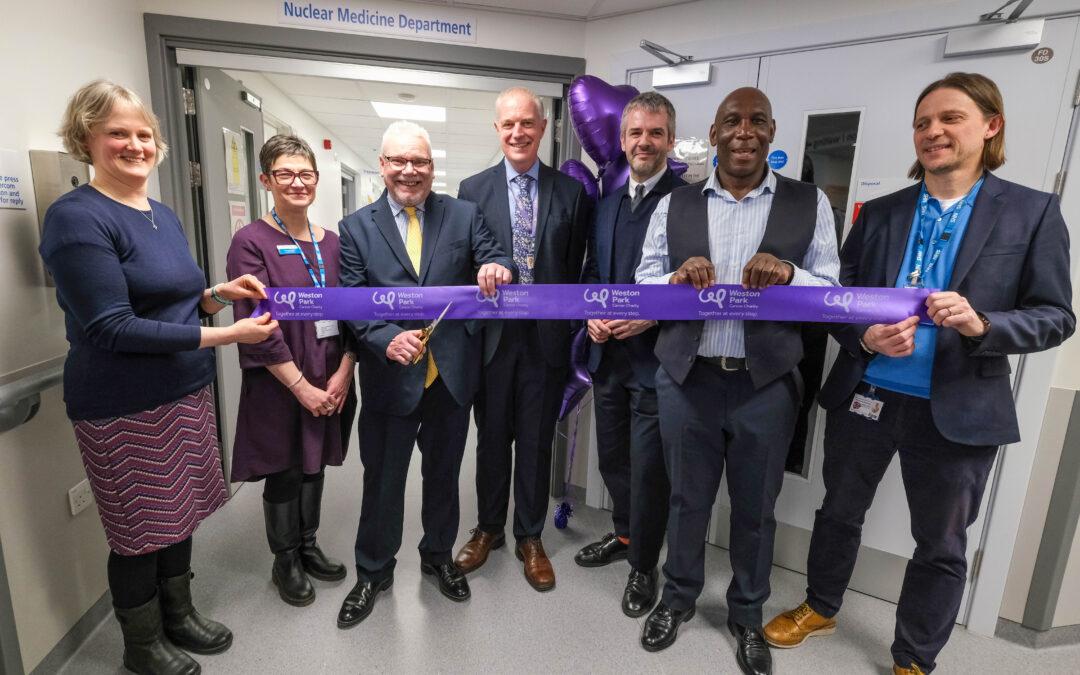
left=278, top=1, right=477, bottom=44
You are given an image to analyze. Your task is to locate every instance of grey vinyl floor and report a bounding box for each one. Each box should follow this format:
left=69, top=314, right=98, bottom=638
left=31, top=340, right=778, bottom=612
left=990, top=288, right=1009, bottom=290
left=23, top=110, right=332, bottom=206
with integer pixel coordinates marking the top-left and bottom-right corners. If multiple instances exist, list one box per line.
left=55, top=421, right=1080, bottom=674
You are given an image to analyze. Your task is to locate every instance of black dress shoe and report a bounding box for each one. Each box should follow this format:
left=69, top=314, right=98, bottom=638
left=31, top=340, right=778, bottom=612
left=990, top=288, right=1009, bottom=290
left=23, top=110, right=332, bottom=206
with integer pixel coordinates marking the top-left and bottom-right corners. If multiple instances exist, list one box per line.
left=622, top=567, right=658, bottom=618
left=337, top=575, right=393, bottom=629
left=728, top=618, right=773, bottom=675
left=574, top=532, right=629, bottom=567
left=640, top=602, right=695, bottom=652
left=421, top=562, right=471, bottom=602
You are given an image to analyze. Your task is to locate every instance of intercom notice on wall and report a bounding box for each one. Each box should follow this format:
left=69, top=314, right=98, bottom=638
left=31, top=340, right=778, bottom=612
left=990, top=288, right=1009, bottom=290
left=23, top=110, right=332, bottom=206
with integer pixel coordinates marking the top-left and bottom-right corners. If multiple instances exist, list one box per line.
left=0, top=148, right=28, bottom=210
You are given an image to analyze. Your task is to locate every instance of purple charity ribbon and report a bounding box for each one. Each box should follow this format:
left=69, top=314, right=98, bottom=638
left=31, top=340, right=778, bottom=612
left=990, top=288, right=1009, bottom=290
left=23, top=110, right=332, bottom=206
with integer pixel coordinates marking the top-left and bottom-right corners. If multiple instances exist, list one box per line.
left=251, top=284, right=934, bottom=324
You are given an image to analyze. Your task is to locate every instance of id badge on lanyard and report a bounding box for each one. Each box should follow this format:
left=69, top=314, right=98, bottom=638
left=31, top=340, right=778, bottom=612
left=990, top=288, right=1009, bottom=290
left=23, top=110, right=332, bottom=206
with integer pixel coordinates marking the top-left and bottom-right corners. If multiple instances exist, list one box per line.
left=849, top=385, right=883, bottom=421
left=272, top=208, right=336, bottom=339
left=314, top=320, right=339, bottom=338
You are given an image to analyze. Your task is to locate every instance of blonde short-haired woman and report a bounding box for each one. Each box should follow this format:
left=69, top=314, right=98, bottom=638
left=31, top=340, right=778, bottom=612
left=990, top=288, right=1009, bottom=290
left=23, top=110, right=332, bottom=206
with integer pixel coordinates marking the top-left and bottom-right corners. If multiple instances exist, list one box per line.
left=40, top=79, right=278, bottom=675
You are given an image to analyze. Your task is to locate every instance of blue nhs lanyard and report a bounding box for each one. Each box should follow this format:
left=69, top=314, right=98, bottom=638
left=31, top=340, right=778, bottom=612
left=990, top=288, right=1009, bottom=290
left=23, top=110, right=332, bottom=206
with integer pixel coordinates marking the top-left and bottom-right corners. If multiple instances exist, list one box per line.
left=906, top=176, right=984, bottom=288
left=272, top=208, right=325, bottom=288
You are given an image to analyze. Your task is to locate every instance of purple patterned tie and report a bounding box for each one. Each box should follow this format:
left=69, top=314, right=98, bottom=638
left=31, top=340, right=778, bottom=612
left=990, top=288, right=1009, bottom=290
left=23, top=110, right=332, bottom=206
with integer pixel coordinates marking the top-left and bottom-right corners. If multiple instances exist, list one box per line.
left=512, top=174, right=535, bottom=284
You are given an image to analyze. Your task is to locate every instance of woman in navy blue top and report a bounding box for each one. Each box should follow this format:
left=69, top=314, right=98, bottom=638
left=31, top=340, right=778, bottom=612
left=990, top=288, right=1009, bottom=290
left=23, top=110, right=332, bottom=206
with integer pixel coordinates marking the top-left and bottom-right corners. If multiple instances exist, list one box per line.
left=39, top=79, right=278, bottom=675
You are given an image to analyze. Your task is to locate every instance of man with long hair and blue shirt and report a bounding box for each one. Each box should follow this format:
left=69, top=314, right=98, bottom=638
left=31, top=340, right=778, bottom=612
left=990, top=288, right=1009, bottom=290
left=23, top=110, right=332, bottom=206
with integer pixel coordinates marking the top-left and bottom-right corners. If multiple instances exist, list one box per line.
left=764, top=72, right=1074, bottom=675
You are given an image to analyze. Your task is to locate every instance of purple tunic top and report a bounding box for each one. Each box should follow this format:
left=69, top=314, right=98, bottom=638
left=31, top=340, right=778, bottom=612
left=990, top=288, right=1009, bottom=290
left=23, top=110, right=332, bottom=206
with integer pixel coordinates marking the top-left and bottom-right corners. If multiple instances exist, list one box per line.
left=226, top=219, right=356, bottom=482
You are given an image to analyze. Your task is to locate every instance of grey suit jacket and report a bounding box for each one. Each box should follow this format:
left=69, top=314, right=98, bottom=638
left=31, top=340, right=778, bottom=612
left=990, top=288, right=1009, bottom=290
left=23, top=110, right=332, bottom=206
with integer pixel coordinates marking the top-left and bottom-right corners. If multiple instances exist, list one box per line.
left=338, top=191, right=514, bottom=416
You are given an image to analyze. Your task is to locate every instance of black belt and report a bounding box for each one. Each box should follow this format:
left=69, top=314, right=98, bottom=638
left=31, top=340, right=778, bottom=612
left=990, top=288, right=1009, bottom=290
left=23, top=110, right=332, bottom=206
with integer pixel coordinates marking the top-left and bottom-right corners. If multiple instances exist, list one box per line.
left=698, top=355, right=748, bottom=371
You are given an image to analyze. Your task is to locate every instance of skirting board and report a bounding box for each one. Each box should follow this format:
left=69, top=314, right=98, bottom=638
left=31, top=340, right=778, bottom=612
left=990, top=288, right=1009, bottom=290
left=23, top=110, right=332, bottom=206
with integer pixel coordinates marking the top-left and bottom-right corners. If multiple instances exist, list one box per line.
left=29, top=591, right=111, bottom=675
left=996, top=617, right=1080, bottom=648
left=710, top=504, right=907, bottom=605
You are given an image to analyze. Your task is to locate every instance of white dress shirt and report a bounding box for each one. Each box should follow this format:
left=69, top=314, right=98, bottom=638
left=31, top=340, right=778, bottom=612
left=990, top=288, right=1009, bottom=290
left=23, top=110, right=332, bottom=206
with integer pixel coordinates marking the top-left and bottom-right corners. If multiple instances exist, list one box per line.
left=627, top=166, right=667, bottom=201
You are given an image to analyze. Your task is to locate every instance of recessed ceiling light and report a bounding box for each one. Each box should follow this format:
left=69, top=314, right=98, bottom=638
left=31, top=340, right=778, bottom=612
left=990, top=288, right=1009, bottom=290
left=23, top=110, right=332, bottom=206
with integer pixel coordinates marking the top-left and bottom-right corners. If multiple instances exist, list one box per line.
left=434, top=170, right=447, bottom=176
left=432, top=149, right=446, bottom=159
left=433, top=181, right=447, bottom=187
left=371, top=101, right=445, bottom=122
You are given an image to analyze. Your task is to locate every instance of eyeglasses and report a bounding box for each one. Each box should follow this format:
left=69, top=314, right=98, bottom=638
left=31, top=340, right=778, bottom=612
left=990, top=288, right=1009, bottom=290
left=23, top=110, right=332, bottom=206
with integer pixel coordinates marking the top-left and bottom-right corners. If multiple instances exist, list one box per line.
left=382, top=155, right=433, bottom=170
left=269, top=169, right=319, bottom=185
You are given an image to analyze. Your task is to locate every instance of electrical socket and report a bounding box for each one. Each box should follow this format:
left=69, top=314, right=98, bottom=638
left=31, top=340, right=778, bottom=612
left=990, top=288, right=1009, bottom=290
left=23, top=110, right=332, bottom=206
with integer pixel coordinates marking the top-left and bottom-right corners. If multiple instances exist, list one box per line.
left=68, top=479, right=94, bottom=516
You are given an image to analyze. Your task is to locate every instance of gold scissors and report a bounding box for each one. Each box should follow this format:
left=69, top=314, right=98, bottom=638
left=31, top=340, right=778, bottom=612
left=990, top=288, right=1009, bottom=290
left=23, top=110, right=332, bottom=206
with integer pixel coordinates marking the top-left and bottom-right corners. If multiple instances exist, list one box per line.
left=412, top=301, right=452, bottom=364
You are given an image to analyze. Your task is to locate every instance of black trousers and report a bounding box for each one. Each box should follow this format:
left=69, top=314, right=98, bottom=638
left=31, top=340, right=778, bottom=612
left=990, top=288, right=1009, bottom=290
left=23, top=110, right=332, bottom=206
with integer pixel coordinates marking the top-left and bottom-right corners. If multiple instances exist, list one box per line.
left=592, top=342, right=668, bottom=571
left=657, top=360, right=798, bottom=626
left=474, top=320, right=567, bottom=541
left=353, top=376, right=470, bottom=582
left=806, top=382, right=996, bottom=672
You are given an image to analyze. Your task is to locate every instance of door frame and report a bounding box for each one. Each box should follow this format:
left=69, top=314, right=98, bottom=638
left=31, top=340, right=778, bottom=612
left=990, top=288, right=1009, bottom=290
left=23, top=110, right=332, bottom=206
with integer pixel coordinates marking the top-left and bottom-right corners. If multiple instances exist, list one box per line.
left=143, top=13, right=586, bottom=243
left=142, top=10, right=587, bottom=505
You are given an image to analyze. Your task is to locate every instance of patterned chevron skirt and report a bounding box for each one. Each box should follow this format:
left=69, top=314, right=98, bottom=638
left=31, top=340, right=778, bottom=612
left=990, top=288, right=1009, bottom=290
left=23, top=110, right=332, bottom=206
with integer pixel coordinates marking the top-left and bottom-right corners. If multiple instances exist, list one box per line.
left=72, top=386, right=227, bottom=555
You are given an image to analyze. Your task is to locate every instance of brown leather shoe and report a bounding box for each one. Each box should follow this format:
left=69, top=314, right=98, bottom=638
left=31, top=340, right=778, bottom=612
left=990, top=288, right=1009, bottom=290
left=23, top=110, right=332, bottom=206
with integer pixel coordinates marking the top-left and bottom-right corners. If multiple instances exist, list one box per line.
left=763, top=602, right=837, bottom=648
left=515, top=538, right=555, bottom=591
left=454, top=528, right=505, bottom=573
left=893, top=664, right=926, bottom=675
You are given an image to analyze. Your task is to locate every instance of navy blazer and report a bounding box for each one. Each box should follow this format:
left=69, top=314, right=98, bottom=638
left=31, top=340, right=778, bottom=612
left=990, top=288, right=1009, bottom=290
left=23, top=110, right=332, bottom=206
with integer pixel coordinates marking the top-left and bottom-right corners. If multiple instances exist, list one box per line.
left=819, top=172, right=1074, bottom=446
left=338, top=191, right=514, bottom=416
left=581, top=168, right=687, bottom=387
left=457, top=160, right=593, bottom=368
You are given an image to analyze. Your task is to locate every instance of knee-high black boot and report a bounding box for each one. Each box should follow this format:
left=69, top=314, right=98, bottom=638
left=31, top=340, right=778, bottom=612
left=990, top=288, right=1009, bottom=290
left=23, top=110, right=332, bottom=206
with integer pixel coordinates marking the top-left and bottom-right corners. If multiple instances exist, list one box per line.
left=158, top=571, right=233, bottom=654
left=114, top=595, right=199, bottom=675
left=299, top=476, right=347, bottom=581
left=263, top=497, right=315, bottom=606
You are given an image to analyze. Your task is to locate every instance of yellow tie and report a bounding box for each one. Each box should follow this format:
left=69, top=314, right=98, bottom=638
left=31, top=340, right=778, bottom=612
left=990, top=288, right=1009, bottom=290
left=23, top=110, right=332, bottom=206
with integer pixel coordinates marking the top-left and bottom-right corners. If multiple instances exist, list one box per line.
left=404, top=206, right=422, bottom=274
left=404, top=206, right=438, bottom=388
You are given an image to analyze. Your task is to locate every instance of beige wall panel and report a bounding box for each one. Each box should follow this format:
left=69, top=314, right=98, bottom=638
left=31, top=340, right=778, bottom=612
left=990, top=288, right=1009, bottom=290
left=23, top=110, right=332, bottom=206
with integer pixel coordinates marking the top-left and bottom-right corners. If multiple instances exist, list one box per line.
left=0, top=385, right=109, bottom=672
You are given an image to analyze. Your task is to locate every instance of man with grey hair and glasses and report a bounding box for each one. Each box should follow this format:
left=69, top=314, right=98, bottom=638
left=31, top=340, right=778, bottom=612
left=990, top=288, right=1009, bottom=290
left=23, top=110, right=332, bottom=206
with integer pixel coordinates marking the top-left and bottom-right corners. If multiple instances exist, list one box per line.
left=336, top=120, right=513, bottom=628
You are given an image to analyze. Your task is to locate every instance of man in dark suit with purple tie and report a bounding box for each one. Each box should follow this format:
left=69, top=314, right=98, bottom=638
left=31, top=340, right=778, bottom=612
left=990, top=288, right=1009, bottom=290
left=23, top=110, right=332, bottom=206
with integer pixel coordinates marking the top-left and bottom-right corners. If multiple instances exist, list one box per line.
left=454, top=87, right=592, bottom=592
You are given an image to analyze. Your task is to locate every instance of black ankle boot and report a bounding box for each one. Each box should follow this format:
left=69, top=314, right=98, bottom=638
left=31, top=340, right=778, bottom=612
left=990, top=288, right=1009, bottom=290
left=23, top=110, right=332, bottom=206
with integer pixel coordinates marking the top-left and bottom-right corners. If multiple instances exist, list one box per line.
left=299, top=477, right=347, bottom=581
left=114, top=595, right=200, bottom=675
left=158, top=571, right=233, bottom=654
left=264, top=497, right=315, bottom=606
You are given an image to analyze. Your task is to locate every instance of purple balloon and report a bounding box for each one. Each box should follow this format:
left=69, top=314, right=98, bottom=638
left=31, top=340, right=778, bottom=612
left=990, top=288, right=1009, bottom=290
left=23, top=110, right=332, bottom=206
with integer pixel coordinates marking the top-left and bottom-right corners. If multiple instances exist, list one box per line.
left=568, top=75, right=639, bottom=166
left=558, top=327, right=592, bottom=420
left=599, top=155, right=630, bottom=198
left=668, top=158, right=689, bottom=177
left=558, top=159, right=599, bottom=203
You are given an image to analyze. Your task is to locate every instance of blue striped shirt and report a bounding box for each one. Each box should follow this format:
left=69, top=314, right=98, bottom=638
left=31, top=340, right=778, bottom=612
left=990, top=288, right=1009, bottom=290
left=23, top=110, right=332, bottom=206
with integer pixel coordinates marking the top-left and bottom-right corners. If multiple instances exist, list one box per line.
left=387, top=193, right=425, bottom=244
left=635, top=171, right=840, bottom=358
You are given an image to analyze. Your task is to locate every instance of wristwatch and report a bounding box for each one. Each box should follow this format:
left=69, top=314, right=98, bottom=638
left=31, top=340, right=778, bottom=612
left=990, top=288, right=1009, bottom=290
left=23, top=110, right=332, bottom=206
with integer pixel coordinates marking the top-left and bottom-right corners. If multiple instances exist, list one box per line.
left=858, top=336, right=876, bottom=357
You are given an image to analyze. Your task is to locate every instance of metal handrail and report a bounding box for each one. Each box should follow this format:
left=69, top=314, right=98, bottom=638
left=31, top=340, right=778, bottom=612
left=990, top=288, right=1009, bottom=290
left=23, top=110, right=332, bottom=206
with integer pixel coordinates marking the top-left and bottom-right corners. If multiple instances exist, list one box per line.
left=0, top=363, right=63, bottom=434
